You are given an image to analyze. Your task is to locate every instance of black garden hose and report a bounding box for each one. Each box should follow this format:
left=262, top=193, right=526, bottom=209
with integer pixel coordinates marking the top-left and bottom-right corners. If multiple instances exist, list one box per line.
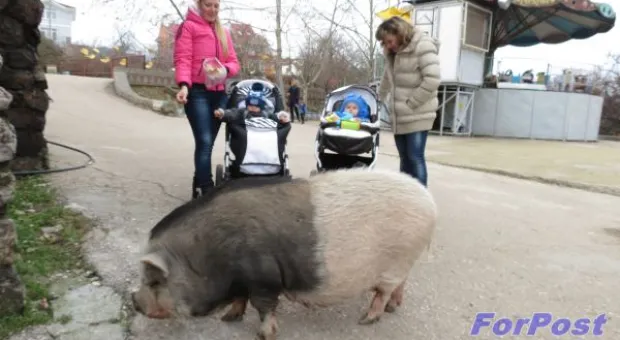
left=13, top=140, right=95, bottom=177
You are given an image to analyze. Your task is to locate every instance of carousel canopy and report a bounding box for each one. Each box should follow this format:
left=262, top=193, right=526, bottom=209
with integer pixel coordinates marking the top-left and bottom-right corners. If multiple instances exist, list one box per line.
left=488, top=0, right=616, bottom=49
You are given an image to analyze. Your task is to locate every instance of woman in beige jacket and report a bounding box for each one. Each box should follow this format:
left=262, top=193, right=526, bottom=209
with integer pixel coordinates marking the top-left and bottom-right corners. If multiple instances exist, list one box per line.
left=375, top=16, right=440, bottom=187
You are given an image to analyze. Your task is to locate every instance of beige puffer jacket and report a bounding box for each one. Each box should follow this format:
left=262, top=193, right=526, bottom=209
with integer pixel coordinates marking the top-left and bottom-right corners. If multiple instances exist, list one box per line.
left=378, top=26, right=441, bottom=135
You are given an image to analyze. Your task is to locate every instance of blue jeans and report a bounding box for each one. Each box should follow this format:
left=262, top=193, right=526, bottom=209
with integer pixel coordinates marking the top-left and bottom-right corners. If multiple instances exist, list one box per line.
left=394, top=131, right=428, bottom=187
left=184, top=85, right=228, bottom=189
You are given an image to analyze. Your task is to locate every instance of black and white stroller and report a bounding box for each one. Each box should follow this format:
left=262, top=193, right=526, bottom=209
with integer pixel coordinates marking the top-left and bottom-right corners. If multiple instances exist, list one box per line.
left=214, top=79, right=291, bottom=186
left=311, top=85, right=384, bottom=175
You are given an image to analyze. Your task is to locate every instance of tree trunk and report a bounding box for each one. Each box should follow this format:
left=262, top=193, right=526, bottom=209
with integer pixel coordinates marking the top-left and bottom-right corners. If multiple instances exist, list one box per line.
left=0, top=0, right=50, bottom=172
left=274, top=0, right=285, bottom=100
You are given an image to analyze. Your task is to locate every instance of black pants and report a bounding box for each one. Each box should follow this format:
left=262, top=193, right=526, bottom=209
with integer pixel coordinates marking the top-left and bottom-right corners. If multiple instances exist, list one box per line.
left=289, top=103, right=301, bottom=123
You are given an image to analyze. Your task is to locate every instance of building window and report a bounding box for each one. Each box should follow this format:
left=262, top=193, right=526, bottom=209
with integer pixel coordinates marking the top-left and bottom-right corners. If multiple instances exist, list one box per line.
left=462, top=2, right=492, bottom=52
left=47, top=9, right=56, bottom=19
left=66, top=37, right=71, bottom=45
left=414, top=8, right=439, bottom=39
left=51, top=28, right=57, bottom=41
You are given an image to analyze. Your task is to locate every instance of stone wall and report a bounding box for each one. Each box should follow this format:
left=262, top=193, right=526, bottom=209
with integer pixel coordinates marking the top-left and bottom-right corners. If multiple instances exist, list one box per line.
left=126, top=68, right=176, bottom=87
left=0, top=54, right=24, bottom=317
left=0, top=0, right=50, bottom=171
left=113, top=68, right=183, bottom=116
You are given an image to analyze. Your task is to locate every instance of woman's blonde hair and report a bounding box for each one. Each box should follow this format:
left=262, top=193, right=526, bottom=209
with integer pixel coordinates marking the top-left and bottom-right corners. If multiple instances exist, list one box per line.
left=375, top=16, right=415, bottom=49
left=196, top=0, right=229, bottom=58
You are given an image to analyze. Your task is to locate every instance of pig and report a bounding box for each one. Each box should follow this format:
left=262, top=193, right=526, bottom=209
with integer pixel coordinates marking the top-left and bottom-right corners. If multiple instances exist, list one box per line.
left=131, top=167, right=437, bottom=340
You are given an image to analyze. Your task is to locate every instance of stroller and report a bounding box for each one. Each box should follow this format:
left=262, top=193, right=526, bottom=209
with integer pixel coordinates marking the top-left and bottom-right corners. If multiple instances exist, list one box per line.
left=214, top=79, right=292, bottom=186
left=311, top=85, right=383, bottom=175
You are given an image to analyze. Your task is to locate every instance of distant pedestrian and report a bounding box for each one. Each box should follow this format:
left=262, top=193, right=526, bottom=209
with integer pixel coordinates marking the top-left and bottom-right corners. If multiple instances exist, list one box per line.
left=174, top=0, right=240, bottom=199
left=287, top=79, right=301, bottom=123
left=298, top=99, right=307, bottom=124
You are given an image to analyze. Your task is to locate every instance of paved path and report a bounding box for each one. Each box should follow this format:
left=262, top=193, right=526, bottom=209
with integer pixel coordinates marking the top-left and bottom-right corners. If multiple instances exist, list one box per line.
left=39, top=75, right=620, bottom=339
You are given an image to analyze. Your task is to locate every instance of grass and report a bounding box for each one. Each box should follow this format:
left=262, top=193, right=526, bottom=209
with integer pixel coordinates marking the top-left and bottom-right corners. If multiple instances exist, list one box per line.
left=0, top=176, right=92, bottom=339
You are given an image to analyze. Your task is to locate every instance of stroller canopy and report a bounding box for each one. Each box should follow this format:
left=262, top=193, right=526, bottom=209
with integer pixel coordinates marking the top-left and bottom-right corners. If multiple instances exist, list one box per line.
left=227, top=79, right=284, bottom=113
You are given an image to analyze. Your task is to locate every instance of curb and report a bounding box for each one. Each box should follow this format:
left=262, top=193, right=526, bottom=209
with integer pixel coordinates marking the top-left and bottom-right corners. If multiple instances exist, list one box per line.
left=379, top=151, right=620, bottom=197
left=112, top=69, right=184, bottom=118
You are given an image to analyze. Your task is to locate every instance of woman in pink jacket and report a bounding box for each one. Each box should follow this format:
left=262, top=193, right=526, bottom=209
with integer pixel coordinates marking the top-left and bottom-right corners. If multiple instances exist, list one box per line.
left=174, top=0, right=240, bottom=199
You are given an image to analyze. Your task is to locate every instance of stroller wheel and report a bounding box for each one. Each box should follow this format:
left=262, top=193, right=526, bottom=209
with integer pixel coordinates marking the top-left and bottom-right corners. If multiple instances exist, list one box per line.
left=215, top=164, right=224, bottom=187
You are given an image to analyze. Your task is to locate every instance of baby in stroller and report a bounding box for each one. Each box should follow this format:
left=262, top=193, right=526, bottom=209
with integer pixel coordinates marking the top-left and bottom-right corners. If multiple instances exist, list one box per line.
left=214, top=81, right=292, bottom=184
left=311, top=85, right=383, bottom=175
left=325, top=94, right=371, bottom=124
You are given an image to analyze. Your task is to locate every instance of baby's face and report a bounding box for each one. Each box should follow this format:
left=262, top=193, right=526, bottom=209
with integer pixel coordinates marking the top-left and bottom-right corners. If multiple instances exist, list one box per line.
left=247, top=105, right=261, bottom=114
left=345, top=103, right=359, bottom=116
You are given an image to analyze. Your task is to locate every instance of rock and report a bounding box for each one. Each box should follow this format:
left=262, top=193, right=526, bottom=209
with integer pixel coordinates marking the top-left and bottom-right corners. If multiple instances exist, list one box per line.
left=0, top=219, right=16, bottom=265
left=58, top=323, right=124, bottom=340
left=41, top=224, right=63, bottom=243
left=0, top=117, right=17, bottom=162
left=0, top=14, right=25, bottom=47
left=15, top=128, right=46, bottom=159
left=3, top=0, right=44, bottom=27
left=41, top=225, right=63, bottom=234
left=0, top=66, right=35, bottom=90
left=0, top=0, right=9, bottom=11
left=2, top=47, right=38, bottom=70
left=0, top=86, right=12, bottom=111
left=0, top=264, right=26, bottom=316
left=33, top=67, right=47, bottom=90
left=6, top=327, right=53, bottom=340
left=23, top=26, right=41, bottom=47
left=9, top=88, right=49, bottom=113
left=65, top=203, right=87, bottom=213
left=46, top=285, right=122, bottom=338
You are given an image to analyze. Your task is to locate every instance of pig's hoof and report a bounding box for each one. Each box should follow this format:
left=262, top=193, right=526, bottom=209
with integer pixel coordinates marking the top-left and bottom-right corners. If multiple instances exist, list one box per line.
left=358, top=314, right=381, bottom=325
left=255, top=332, right=276, bottom=340
left=221, top=312, right=244, bottom=322
left=384, top=303, right=398, bottom=313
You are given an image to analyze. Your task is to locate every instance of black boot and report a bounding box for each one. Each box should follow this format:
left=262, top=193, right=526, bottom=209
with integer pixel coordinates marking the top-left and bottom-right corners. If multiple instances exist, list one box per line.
left=192, top=176, right=200, bottom=200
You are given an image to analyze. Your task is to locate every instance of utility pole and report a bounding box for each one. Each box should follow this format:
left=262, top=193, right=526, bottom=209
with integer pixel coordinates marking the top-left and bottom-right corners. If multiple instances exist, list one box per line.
left=275, top=0, right=285, bottom=98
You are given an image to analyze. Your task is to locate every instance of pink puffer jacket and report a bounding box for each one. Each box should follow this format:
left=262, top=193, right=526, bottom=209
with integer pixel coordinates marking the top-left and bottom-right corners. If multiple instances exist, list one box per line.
left=173, top=6, right=240, bottom=91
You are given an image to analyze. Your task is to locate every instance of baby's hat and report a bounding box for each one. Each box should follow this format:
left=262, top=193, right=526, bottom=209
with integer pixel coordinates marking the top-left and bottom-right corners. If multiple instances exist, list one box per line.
left=246, top=82, right=267, bottom=110
left=339, top=94, right=370, bottom=119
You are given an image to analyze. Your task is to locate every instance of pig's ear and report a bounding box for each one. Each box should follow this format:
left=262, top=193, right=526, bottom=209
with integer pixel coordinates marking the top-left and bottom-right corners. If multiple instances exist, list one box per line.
left=140, top=252, right=169, bottom=279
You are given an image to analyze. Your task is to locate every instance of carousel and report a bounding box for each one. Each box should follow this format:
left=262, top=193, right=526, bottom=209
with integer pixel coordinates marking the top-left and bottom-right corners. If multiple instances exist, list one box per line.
left=376, top=0, right=616, bottom=141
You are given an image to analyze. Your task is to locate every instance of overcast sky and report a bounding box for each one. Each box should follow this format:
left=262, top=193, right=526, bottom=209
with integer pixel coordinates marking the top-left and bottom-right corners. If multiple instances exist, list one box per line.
left=60, top=0, right=620, bottom=75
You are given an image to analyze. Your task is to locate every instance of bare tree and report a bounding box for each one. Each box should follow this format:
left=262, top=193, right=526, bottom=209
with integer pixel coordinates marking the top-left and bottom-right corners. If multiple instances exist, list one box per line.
left=292, top=0, right=343, bottom=104
left=309, top=0, right=379, bottom=81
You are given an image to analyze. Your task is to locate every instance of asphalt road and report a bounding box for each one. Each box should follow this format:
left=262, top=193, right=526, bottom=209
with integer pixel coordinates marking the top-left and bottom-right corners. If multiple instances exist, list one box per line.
left=43, top=74, right=620, bottom=340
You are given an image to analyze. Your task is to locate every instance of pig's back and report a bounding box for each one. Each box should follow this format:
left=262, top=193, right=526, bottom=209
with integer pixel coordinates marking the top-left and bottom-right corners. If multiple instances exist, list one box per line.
left=304, top=168, right=437, bottom=304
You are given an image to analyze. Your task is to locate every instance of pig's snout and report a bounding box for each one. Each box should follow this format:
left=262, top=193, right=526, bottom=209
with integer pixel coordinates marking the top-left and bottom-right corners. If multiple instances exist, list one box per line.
left=130, top=291, right=143, bottom=315
left=130, top=290, right=172, bottom=319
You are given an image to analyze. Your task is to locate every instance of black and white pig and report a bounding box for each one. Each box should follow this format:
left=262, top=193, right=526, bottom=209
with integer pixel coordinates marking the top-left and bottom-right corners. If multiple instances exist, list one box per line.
left=131, top=167, right=438, bottom=340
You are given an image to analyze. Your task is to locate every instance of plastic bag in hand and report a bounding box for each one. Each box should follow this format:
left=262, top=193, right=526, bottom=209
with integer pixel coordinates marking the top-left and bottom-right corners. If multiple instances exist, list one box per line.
left=202, top=57, right=226, bottom=87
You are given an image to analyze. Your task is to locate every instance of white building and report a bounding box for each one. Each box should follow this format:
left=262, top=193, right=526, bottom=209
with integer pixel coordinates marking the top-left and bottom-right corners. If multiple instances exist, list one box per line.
left=40, top=0, right=76, bottom=46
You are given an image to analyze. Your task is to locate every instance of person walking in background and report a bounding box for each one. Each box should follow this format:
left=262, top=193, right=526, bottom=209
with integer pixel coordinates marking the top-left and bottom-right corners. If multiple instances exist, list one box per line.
left=375, top=15, right=440, bottom=187
left=287, top=79, right=301, bottom=123
left=174, top=0, right=240, bottom=199
left=298, top=99, right=307, bottom=124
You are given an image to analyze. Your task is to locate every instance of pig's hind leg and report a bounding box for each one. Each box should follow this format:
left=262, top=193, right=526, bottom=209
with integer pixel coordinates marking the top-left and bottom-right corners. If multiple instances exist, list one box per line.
left=358, top=280, right=403, bottom=325
left=384, top=280, right=405, bottom=313
left=249, top=290, right=281, bottom=340
left=221, top=298, right=248, bottom=322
